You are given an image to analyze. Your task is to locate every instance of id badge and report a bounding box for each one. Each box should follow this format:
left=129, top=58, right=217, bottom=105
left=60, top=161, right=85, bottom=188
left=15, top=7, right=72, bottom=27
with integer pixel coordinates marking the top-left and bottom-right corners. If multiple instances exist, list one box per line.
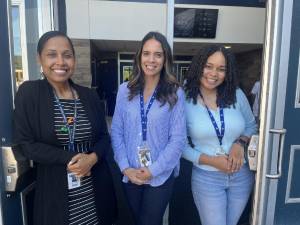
left=215, top=146, right=226, bottom=156
left=137, top=144, right=152, bottom=167
left=67, top=172, right=81, bottom=189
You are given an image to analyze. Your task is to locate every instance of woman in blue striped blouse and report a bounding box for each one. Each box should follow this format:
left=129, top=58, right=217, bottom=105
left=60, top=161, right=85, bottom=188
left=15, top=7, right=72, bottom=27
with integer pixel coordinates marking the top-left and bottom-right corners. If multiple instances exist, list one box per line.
left=111, top=31, right=186, bottom=225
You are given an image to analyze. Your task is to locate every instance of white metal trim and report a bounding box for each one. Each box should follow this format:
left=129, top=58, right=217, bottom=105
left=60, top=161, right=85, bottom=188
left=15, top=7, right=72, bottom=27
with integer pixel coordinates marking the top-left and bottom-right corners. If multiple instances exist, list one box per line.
left=11, top=0, right=22, bottom=5
left=285, top=145, right=300, bottom=203
left=117, top=52, right=120, bottom=86
left=252, top=0, right=294, bottom=224
left=174, top=4, right=221, bottom=9
left=251, top=0, right=280, bottom=222
left=173, top=60, right=191, bottom=63
left=7, top=0, right=16, bottom=103
left=50, top=0, right=55, bottom=30
left=265, top=0, right=294, bottom=223
left=294, top=50, right=300, bottom=108
left=166, top=0, right=174, bottom=52
left=119, top=60, right=134, bottom=63
left=37, top=0, right=54, bottom=36
left=18, top=1, right=28, bottom=82
left=119, top=51, right=135, bottom=54
left=119, top=52, right=135, bottom=63
left=11, top=0, right=29, bottom=83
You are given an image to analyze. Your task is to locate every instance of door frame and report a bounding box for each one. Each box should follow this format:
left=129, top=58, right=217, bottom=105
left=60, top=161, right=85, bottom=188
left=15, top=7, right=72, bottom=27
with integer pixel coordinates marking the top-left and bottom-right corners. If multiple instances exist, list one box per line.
left=0, top=0, right=15, bottom=224
left=1, top=1, right=58, bottom=224
left=251, top=0, right=294, bottom=224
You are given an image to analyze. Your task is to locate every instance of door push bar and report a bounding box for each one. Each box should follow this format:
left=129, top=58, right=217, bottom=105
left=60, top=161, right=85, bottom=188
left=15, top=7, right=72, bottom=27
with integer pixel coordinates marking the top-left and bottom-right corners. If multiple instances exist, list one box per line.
left=1, top=146, right=31, bottom=192
left=266, top=128, right=286, bottom=179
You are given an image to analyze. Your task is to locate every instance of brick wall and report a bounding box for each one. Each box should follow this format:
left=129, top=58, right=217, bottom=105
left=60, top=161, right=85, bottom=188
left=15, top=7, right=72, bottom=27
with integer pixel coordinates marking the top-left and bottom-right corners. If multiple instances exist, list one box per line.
left=71, top=39, right=91, bottom=87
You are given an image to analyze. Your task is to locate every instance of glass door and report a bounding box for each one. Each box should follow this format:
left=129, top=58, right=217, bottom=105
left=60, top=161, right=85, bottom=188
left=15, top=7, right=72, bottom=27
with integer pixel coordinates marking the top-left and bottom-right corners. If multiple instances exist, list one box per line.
left=252, top=0, right=300, bottom=224
left=1, top=1, right=56, bottom=225
left=11, top=0, right=57, bottom=88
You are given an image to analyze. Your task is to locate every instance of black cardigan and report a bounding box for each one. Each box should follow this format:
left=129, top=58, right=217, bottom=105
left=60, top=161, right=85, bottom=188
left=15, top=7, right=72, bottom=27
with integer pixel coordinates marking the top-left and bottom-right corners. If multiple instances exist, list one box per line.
left=13, top=79, right=117, bottom=225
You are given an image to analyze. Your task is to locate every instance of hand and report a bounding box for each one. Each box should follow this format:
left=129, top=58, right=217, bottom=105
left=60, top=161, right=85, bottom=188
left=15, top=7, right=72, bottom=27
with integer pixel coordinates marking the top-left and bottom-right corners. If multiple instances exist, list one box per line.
left=228, top=143, right=244, bottom=173
left=67, top=153, right=98, bottom=177
left=210, top=155, right=231, bottom=173
left=123, top=168, right=144, bottom=185
left=136, top=167, right=152, bottom=181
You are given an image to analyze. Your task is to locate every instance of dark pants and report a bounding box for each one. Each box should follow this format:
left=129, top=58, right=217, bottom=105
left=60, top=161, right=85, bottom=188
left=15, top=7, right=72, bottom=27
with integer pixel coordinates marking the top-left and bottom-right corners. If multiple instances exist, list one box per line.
left=123, top=175, right=175, bottom=225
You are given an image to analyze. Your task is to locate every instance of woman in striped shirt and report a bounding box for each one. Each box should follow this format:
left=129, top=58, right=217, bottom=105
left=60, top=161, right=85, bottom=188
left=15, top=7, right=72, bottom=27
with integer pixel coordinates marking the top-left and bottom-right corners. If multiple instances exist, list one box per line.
left=13, top=31, right=117, bottom=225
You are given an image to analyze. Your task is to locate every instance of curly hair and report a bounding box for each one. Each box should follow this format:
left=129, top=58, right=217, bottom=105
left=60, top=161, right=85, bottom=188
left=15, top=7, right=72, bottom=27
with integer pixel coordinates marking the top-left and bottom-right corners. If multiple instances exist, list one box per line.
left=127, top=31, right=179, bottom=108
left=184, top=44, right=238, bottom=108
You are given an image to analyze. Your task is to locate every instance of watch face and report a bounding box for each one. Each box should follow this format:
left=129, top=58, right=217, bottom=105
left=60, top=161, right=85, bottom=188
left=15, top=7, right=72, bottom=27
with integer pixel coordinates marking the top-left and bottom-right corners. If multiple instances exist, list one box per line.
left=235, top=138, right=247, bottom=148
left=239, top=139, right=248, bottom=148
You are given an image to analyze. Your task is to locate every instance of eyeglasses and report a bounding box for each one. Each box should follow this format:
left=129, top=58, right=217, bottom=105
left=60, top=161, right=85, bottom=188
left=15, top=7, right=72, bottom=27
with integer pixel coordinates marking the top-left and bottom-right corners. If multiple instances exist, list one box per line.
left=204, top=64, right=226, bottom=74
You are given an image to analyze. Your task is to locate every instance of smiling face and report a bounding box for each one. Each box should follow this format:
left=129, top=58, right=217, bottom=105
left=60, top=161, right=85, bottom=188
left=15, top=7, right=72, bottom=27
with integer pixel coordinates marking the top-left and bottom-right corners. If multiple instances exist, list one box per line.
left=141, top=38, right=164, bottom=79
left=38, top=36, right=75, bottom=86
left=200, top=51, right=226, bottom=92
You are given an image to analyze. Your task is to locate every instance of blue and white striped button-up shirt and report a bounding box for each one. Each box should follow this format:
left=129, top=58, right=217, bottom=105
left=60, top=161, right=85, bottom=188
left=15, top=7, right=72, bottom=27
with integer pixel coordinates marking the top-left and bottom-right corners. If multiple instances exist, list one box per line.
left=111, top=82, right=186, bottom=186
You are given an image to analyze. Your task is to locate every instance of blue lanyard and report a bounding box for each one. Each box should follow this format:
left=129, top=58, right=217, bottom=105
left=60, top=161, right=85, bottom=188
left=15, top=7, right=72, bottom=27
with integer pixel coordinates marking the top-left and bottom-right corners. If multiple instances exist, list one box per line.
left=200, top=92, right=225, bottom=146
left=140, top=88, right=157, bottom=142
left=53, top=88, right=78, bottom=152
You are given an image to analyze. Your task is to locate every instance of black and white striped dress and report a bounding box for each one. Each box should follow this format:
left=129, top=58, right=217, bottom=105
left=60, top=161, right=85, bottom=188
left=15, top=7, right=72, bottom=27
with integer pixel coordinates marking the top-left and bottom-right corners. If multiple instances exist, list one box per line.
left=54, top=98, right=100, bottom=225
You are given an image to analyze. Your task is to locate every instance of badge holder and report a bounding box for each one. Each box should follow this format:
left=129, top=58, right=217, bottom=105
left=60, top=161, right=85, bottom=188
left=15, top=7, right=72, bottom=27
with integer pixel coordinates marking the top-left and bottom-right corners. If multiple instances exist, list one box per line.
left=215, top=146, right=226, bottom=156
left=137, top=142, right=152, bottom=167
left=67, top=172, right=81, bottom=189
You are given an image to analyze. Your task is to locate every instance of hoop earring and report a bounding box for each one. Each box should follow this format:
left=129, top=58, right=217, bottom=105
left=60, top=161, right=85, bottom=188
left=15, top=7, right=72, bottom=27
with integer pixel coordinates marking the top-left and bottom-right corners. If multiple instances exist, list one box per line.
left=40, top=66, right=45, bottom=78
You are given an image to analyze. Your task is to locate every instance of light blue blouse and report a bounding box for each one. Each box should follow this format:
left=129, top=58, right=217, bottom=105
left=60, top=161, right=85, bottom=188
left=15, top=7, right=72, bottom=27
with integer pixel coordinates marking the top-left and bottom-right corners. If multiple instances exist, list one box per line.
left=111, top=82, right=186, bottom=186
left=182, top=89, right=257, bottom=171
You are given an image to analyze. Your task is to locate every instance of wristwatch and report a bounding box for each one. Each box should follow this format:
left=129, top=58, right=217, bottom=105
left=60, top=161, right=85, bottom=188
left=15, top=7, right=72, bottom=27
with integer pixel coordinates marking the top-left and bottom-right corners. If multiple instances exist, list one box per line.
left=234, top=138, right=248, bottom=149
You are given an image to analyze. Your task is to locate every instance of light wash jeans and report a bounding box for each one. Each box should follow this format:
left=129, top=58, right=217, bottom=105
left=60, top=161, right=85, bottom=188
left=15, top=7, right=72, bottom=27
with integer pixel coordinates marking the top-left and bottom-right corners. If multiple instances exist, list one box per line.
left=191, top=164, right=254, bottom=225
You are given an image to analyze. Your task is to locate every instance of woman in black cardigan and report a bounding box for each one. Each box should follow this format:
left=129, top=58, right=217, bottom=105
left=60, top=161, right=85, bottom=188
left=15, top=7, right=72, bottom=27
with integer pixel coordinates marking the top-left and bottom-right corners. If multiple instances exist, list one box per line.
left=13, top=31, right=117, bottom=225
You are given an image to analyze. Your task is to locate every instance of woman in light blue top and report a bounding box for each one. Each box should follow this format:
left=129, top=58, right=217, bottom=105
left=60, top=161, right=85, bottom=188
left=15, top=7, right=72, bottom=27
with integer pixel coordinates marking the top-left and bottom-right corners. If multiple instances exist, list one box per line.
left=183, top=45, right=256, bottom=225
left=111, top=31, right=186, bottom=225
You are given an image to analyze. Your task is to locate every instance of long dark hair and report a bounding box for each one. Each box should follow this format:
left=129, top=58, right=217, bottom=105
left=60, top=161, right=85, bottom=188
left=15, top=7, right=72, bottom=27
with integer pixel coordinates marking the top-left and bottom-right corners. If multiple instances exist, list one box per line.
left=128, top=31, right=179, bottom=108
left=184, top=44, right=238, bottom=108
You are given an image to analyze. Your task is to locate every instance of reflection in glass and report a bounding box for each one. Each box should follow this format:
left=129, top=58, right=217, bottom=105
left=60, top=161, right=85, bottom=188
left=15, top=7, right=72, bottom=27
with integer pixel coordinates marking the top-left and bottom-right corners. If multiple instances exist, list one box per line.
left=180, top=66, right=189, bottom=84
left=173, top=63, right=190, bottom=85
left=12, top=5, right=24, bottom=87
left=123, top=66, right=133, bottom=83
left=174, top=8, right=218, bottom=38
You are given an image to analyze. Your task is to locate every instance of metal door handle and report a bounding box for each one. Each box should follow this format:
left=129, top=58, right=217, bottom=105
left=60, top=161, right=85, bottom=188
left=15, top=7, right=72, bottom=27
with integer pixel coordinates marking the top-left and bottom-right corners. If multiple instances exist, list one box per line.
left=266, top=128, right=286, bottom=179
